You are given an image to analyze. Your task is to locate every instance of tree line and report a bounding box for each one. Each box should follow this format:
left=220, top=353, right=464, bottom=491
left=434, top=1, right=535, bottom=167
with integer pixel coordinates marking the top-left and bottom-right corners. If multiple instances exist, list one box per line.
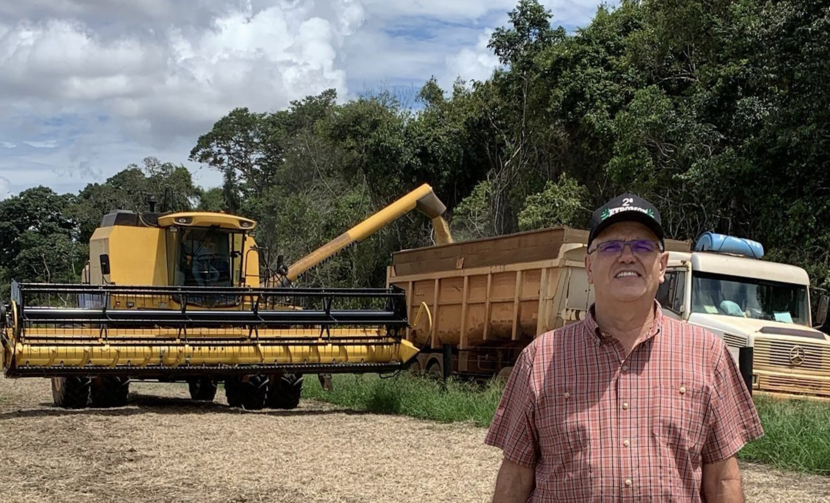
left=3, top=0, right=830, bottom=294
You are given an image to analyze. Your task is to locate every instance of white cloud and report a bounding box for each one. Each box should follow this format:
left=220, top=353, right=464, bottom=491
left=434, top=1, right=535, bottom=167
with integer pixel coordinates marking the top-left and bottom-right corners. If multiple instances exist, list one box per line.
left=0, top=1, right=361, bottom=146
left=0, top=0, right=611, bottom=196
left=444, top=29, right=500, bottom=86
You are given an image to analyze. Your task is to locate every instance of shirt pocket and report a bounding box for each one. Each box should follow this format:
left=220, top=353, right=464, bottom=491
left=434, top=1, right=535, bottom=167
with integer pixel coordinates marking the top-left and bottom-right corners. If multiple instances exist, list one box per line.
left=651, top=382, right=709, bottom=458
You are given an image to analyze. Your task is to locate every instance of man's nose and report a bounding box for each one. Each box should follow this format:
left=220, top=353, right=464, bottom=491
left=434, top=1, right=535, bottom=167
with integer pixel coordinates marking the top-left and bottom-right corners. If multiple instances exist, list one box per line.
left=617, top=244, right=637, bottom=262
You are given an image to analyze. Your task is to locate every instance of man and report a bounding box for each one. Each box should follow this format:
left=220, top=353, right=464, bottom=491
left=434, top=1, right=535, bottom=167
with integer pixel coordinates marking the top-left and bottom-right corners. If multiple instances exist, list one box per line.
left=485, top=193, right=763, bottom=503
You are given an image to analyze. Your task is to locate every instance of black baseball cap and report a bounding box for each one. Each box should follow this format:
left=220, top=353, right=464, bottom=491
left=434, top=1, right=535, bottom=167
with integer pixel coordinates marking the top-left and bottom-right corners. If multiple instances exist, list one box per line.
left=587, top=193, right=664, bottom=251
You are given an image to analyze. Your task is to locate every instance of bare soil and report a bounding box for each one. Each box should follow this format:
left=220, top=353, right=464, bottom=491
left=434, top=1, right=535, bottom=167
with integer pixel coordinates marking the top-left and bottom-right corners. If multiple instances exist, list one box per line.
left=0, top=377, right=827, bottom=503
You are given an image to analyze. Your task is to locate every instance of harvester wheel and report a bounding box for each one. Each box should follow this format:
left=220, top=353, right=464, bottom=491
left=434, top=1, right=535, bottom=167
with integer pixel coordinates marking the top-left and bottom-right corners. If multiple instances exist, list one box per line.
left=188, top=378, right=218, bottom=401
left=51, top=377, right=91, bottom=409
left=225, top=375, right=267, bottom=410
left=266, top=373, right=303, bottom=409
left=90, top=376, right=130, bottom=408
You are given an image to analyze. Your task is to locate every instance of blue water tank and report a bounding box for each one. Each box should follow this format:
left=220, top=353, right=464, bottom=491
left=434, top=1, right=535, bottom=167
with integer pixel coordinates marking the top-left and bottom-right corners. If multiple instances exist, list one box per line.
left=694, top=232, right=764, bottom=259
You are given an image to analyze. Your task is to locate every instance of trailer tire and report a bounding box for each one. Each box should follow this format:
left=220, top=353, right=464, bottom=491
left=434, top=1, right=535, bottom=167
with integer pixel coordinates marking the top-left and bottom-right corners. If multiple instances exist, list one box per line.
left=426, top=360, right=442, bottom=379
left=225, top=375, right=267, bottom=410
left=266, top=373, right=303, bottom=409
left=51, top=377, right=91, bottom=409
left=188, top=378, right=218, bottom=401
left=90, top=376, right=130, bottom=408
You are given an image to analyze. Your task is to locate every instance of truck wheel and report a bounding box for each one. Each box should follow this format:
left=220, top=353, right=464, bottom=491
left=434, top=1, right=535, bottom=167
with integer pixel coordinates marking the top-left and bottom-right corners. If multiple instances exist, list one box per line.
left=407, top=360, right=423, bottom=376
left=225, top=375, right=267, bottom=410
left=495, top=366, right=514, bottom=382
left=266, top=373, right=303, bottom=409
left=51, top=377, right=91, bottom=409
left=188, top=377, right=218, bottom=401
left=90, top=376, right=130, bottom=408
left=426, top=360, right=443, bottom=379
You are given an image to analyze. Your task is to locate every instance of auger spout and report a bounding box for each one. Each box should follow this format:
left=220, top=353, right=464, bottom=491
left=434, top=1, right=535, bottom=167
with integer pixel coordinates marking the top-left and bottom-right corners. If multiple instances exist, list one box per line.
left=280, top=184, right=450, bottom=284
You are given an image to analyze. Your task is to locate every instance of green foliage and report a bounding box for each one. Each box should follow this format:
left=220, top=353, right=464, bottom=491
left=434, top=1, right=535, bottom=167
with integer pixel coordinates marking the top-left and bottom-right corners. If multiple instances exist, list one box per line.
left=70, top=157, right=200, bottom=243
left=518, top=174, right=591, bottom=231
left=304, top=373, right=505, bottom=427
left=739, top=395, right=830, bottom=475
left=451, top=180, right=497, bottom=240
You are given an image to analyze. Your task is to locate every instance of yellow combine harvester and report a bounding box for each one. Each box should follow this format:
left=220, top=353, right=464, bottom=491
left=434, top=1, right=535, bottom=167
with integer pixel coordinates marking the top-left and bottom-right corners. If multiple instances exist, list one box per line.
left=0, top=184, right=448, bottom=409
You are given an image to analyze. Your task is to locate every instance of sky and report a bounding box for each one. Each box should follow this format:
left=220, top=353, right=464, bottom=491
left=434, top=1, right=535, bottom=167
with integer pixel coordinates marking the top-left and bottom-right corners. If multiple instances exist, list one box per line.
left=0, top=0, right=616, bottom=200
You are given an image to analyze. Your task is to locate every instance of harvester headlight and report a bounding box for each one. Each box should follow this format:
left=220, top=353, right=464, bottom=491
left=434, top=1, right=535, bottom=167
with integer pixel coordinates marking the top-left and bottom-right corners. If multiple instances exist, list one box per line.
left=240, top=220, right=252, bottom=228
left=176, top=217, right=191, bottom=224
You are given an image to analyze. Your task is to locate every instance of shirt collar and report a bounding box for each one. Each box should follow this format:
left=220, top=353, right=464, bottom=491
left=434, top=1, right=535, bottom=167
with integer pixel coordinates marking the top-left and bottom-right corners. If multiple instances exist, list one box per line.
left=585, top=300, right=664, bottom=342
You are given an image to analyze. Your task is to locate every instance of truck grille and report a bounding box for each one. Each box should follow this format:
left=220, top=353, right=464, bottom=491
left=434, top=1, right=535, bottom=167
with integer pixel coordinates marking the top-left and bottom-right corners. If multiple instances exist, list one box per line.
left=754, top=338, right=830, bottom=372
left=723, top=333, right=747, bottom=348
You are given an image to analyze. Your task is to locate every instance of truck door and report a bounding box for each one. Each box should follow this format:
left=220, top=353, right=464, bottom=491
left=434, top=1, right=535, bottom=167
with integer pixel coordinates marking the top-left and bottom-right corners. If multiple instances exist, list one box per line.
left=656, top=268, right=688, bottom=320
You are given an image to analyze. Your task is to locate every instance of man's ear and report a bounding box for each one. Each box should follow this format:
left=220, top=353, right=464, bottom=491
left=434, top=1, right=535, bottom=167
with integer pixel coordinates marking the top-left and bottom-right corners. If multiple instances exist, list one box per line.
left=585, top=253, right=594, bottom=284
left=658, top=251, right=669, bottom=283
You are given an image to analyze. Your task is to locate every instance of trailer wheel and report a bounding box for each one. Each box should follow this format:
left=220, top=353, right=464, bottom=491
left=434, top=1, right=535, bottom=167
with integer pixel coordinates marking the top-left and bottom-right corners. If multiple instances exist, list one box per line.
left=90, top=376, right=130, bottom=408
left=266, top=373, right=303, bottom=409
left=188, top=377, right=218, bottom=401
left=407, top=359, right=423, bottom=376
left=51, top=377, right=91, bottom=409
left=426, top=360, right=443, bottom=379
left=225, top=375, right=267, bottom=410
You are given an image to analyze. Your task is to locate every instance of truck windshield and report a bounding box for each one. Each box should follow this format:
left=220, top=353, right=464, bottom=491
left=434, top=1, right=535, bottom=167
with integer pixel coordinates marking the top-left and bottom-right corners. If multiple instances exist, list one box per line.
left=176, top=227, right=232, bottom=287
left=691, top=271, right=808, bottom=325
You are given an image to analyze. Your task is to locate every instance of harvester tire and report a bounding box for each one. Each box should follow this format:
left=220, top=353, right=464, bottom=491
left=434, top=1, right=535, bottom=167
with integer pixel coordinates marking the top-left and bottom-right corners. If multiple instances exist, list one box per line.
left=266, top=373, right=303, bottom=410
left=225, top=375, right=267, bottom=410
left=188, top=378, right=218, bottom=401
left=91, top=376, right=130, bottom=408
left=51, top=377, right=91, bottom=409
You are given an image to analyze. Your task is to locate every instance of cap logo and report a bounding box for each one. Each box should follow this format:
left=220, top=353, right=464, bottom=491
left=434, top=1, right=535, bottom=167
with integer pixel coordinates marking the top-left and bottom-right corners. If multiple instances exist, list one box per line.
left=601, top=205, right=655, bottom=221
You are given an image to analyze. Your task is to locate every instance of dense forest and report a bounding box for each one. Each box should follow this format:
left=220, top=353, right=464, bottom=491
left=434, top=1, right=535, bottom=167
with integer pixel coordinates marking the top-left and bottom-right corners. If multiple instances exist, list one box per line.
left=3, top=0, right=830, bottom=295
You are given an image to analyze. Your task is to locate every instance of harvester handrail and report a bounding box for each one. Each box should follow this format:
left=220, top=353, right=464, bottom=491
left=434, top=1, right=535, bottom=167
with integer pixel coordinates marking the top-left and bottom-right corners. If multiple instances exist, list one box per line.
left=16, top=282, right=404, bottom=298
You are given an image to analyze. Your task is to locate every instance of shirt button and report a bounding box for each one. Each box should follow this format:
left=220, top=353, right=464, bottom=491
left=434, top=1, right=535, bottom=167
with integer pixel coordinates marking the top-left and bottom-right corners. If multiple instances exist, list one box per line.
left=564, top=391, right=571, bottom=399
left=623, top=439, right=630, bottom=447
left=624, top=479, right=633, bottom=487
left=679, top=386, right=687, bottom=395
left=622, top=402, right=629, bottom=410
left=622, top=364, right=629, bottom=372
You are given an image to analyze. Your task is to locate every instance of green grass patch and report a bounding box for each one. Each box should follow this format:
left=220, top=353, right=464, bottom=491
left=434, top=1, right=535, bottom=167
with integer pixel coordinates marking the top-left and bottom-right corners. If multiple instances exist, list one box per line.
left=738, top=394, right=830, bottom=475
left=303, top=373, right=504, bottom=427
left=306, top=375, right=830, bottom=474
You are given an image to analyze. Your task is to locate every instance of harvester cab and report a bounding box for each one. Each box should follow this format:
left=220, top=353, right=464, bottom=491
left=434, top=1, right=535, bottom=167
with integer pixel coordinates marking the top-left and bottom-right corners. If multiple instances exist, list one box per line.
left=0, top=184, right=449, bottom=410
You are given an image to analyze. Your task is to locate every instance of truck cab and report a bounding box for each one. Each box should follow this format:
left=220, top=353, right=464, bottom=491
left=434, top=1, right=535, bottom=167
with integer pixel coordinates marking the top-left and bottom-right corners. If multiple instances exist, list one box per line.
left=657, top=233, right=830, bottom=397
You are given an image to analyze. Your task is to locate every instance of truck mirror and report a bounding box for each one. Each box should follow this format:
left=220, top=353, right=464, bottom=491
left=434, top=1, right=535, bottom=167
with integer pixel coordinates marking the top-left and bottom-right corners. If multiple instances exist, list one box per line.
left=816, top=295, right=829, bottom=328
left=100, top=254, right=111, bottom=276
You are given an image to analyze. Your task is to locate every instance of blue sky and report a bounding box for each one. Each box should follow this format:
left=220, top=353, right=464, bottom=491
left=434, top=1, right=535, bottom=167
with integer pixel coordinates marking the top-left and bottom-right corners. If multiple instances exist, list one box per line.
left=0, top=0, right=617, bottom=199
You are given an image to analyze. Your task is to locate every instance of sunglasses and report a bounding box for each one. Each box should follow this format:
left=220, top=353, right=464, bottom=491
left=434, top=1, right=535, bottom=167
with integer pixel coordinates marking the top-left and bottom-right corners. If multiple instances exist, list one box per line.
left=589, top=239, right=664, bottom=255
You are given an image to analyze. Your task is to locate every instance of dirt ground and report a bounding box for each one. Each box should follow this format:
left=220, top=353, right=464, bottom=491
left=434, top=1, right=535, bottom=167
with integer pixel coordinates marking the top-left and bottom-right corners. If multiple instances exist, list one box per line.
left=0, top=378, right=828, bottom=503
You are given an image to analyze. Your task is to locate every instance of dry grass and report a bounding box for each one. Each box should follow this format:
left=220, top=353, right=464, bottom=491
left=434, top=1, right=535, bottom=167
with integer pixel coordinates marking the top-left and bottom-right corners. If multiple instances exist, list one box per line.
left=0, top=377, right=827, bottom=503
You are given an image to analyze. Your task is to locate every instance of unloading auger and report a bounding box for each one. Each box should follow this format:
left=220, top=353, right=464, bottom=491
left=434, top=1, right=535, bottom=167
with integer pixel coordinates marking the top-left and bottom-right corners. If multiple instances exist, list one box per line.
left=0, top=184, right=448, bottom=410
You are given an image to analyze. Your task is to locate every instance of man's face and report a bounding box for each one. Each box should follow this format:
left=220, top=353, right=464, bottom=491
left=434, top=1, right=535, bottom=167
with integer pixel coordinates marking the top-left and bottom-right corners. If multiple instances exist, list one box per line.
left=585, top=221, right=669, bottom=304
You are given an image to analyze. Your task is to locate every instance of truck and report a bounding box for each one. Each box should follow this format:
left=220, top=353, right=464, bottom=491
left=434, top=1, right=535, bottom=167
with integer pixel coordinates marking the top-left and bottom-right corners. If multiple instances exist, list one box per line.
left=387, top=227, right=830, bottom=398
left=0, top=184, right=449, bottom=409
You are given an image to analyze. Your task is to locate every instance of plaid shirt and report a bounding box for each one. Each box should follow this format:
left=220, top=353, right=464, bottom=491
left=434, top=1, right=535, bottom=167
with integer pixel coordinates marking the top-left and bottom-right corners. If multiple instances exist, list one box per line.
left=485, top=302, right=764, bottom=502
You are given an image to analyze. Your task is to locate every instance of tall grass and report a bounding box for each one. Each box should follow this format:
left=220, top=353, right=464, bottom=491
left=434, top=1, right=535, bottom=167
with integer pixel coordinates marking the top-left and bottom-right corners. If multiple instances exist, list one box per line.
left=305, top=374, right=830, bottom=474
left=303, top=373, right=504, bottom=427
left=740, top=395, right=830, bottom=475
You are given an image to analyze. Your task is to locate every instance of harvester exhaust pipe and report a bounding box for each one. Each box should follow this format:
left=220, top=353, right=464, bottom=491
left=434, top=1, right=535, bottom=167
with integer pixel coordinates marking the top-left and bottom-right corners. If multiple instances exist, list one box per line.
left=280, top=184, right=451, bottom=285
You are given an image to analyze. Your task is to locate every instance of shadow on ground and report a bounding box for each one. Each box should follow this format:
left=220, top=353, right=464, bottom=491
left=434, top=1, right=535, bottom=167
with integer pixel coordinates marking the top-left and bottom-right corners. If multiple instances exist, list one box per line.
left=0, top=392, right=372, bottom=420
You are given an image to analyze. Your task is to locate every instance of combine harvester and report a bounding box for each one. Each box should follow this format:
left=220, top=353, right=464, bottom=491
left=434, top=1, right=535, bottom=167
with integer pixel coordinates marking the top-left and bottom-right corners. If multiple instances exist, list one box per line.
left=0, top=184, right=448, bottom=409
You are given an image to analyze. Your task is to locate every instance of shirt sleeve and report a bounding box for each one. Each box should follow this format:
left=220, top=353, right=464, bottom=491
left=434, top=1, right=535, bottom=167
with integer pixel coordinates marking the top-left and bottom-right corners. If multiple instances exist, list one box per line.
left=701, top=339, right=765, bottom=464
left=484, top=347, right=538, bottom=468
